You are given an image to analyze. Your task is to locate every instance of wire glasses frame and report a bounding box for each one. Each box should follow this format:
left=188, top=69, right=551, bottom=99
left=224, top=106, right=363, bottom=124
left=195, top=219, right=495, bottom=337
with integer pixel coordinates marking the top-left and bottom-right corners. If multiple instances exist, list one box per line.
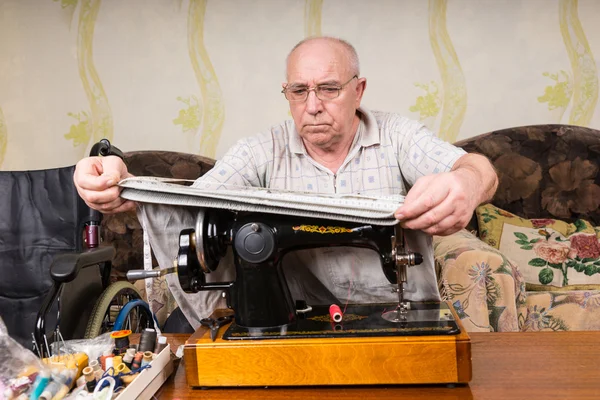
left=281, top=75, right=358, bottom=102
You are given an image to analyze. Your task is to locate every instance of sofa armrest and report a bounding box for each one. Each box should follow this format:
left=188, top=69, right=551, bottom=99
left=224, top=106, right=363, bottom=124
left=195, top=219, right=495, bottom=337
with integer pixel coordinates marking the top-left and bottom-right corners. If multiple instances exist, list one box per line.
left=433, top=229, right=527, bottom=332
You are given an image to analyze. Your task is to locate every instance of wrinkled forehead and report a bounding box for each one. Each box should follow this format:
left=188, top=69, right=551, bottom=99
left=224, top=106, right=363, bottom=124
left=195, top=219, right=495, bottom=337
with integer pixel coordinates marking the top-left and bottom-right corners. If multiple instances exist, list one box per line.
left=286, top=40, right=352, bottom=84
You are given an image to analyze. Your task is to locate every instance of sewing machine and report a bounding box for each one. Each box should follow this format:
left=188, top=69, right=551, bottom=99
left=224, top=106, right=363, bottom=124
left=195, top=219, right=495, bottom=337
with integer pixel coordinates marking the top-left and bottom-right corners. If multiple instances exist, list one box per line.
left=170, top=208, right=471, bottom=387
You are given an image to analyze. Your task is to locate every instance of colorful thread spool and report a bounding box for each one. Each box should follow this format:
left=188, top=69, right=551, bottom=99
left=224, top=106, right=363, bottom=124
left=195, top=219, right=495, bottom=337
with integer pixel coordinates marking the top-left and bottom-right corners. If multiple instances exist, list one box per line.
left=110, top=330, right=132, bottom=354
left=115, top=363, right=131, bottom=375
left=38, top=381, right=65, bottom=400
left=131, top=352, right=143, bottom=370
left=122, top=348, right=135, bottom=369
left=104, top=357, right=115, bottom=375
left=82, top=366, right=96, bottom=392
left=329, top=304, right=343, bottom=323
left=138, top=328, right=157, bottom=353
left=155, top=335, right=167, bottom=354
left=89, top=360, right=101, bottom=373
left=29, top=370, right=51, bottom=399
left=99, top=353, right=113, bottom=371
left=141, top=351, right=153, bottom=367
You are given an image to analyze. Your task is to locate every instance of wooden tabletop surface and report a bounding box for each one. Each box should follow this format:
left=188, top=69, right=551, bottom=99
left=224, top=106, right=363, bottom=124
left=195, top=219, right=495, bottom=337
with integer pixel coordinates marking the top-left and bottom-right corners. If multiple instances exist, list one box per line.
left=155, top=331, right=600, bottom=400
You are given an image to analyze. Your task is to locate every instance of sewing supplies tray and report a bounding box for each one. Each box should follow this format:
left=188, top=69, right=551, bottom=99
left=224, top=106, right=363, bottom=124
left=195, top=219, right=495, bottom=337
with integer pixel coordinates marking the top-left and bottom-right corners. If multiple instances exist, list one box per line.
left=183, top=302, right=471, bottom=387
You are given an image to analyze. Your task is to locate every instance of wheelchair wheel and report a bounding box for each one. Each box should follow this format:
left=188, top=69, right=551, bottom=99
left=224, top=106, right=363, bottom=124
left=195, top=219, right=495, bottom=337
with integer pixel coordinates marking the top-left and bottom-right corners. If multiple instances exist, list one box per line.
left=84, top=281, right=154, bottom=338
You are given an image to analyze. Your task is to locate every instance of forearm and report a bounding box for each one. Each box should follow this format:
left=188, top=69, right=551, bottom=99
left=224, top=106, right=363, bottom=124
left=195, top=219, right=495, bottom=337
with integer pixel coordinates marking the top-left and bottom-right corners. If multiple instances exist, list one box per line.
left=451, top=153, right=498, bottom=206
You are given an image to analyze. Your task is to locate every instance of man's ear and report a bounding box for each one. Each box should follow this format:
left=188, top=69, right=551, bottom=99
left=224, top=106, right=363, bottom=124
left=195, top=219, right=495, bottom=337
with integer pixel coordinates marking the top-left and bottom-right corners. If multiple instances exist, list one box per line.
left=355, top=77, right=367, bottom=107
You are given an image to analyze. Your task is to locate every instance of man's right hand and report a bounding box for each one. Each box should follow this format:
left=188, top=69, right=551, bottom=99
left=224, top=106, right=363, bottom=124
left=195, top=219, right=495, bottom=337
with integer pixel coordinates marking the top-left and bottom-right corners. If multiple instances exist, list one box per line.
left=73, top=155, right=136, bottom=214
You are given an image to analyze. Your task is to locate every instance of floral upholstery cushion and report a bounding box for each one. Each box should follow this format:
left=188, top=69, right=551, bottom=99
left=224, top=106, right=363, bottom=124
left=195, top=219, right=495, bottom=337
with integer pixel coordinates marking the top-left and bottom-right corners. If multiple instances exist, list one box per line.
left=434, top=229, right=600, bottom=332
left=523, top=290, right=600, bottom=331
left=476, top=204, right=600, bottom=291
left=433, top=230, right=527, bottom=332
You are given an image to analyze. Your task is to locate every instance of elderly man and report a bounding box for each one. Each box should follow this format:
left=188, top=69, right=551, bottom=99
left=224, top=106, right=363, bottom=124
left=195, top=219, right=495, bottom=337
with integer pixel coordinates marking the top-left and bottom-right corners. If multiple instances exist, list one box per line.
left=75, top=36, right=497, bottom=311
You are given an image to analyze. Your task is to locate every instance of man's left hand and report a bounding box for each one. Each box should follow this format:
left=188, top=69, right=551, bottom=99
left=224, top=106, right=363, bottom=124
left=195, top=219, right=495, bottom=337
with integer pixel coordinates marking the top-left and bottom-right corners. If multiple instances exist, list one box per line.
left=394, top=153, right=498, bottom=236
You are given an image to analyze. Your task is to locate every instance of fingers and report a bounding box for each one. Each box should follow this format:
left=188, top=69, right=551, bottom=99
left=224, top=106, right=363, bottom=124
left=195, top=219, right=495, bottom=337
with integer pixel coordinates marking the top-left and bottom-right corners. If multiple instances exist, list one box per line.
left=399, top=197, right=462, bottom=235
left=87, top=199, right=137, bottom=215
left=79, top=185, right=124, bottom=207
left=74, top=156, right=133, bottom=214
left=395, top=175, right=448, bottom=220
left=395, top=172, right=474, bottom=236
left=74, top=156, right=129, bottom=191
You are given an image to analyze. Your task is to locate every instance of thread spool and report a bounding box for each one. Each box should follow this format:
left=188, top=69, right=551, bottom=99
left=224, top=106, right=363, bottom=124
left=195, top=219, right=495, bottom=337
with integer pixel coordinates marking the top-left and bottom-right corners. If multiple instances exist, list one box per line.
left=89, top=360, right=101, bottom=373
left=29, top=370, right=51, bottom=399
left=83, top=366, right=96, bottom=392
left=123, top=348, right=135, bottom=369
left=105, top=357, right=115, bottom=375
left=155, top=335, right=167, bottom=354
left=110, top=330, right=132, bottom=354
left=141, top=351, right=153, bottom=367
left=115, top=363, right=131, bottom=375
left=138, top=328, right=157, bottom=353
left=329, top=304, right=343, bottom=323
left=39, top=381, right=63, bottom=400
left=131, top=352, right=143, bottom=370
left=99, top=353, right=113, bottom=371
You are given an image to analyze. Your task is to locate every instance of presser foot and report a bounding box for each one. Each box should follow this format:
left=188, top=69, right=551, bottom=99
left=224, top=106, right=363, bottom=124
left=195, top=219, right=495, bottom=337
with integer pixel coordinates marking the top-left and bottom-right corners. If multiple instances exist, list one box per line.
left=381, top=301, right=410, bottom=324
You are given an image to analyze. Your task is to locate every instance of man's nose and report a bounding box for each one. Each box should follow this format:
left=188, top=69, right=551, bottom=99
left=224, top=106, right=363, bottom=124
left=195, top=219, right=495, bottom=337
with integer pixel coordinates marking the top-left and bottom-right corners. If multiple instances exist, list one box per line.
left=305, top=90, right=323, bottom=114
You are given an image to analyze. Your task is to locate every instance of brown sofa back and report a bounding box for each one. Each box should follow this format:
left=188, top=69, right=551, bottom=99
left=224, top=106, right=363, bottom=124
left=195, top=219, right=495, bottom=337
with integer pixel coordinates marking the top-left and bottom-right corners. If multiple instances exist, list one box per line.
left=455, top=124, right=600, bottom=228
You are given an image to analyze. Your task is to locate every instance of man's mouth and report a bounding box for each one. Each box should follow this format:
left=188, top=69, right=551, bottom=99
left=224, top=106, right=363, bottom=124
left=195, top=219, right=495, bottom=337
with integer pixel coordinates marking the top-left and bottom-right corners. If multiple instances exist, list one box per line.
left=305, top=123, right=329, bottom=128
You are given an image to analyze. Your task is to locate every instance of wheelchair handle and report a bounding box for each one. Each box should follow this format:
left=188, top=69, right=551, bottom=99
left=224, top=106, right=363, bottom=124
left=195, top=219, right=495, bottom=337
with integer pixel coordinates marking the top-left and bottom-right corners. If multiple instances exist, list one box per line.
left=85, top=139, right=127, bottom=248
left=89, top=138, right=125, bottom=160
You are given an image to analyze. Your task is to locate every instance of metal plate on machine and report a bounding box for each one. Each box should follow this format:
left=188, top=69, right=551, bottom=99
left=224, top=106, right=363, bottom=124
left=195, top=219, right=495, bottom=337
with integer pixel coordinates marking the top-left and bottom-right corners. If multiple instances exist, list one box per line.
left=224, top=302, right=460, bottom=340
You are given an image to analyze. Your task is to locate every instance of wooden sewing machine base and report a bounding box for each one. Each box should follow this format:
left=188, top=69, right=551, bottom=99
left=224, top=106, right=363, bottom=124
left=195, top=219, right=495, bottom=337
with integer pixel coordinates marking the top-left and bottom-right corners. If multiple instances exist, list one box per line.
left=183, top=302, right=471, bottom=387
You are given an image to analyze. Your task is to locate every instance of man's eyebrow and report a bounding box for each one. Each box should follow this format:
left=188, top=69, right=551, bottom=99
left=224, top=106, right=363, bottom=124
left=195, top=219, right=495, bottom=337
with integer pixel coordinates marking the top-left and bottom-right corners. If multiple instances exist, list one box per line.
left=286, top=82, right=309, bottom=88
left=287, top=79, right=342, bottom=87
left=317, top=80, right=342, bottom=86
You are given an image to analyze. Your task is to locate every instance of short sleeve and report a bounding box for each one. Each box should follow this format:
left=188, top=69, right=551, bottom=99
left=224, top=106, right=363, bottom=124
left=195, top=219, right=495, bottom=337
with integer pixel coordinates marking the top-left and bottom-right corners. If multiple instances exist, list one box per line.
left=396, top=122, right=466, bottom=187
left=192, top=138, right=262, bottom=189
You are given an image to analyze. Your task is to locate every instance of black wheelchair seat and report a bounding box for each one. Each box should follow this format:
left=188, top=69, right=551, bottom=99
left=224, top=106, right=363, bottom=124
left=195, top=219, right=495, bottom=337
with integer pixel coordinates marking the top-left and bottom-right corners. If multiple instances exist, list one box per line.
left=0, top=165, right=104, bottom=348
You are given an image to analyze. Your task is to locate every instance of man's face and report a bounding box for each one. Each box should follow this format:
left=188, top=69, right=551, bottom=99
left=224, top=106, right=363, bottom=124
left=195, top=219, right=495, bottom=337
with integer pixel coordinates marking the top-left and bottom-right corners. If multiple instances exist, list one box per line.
left=284, top=41, right=366, bottom=150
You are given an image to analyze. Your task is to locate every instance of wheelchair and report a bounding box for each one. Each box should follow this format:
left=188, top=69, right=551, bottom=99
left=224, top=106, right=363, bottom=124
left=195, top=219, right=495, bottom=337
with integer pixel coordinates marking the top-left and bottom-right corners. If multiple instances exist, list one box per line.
left=0, top=139, right=155, bottom=358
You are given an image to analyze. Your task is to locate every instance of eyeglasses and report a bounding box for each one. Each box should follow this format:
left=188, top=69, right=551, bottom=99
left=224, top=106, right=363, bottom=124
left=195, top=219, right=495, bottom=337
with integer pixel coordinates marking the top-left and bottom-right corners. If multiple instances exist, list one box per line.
left=281, top=75, right=358, bottom=102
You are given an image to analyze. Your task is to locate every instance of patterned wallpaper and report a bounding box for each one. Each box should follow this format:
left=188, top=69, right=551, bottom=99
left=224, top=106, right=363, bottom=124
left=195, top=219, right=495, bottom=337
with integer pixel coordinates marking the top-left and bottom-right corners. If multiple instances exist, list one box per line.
left=0, top=0, right=598, bottom=170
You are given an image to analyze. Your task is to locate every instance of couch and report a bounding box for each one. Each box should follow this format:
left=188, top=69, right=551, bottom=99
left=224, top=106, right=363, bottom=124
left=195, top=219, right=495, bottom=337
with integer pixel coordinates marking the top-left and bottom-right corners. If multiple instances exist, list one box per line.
left=434, top=124, right=600, bottom=332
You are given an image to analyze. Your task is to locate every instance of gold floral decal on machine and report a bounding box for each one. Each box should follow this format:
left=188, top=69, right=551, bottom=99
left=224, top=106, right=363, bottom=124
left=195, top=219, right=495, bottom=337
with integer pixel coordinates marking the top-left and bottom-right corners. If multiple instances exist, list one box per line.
left=307, top=314, right=368, bottom=322
left=292, top=225, right=354, bottom=234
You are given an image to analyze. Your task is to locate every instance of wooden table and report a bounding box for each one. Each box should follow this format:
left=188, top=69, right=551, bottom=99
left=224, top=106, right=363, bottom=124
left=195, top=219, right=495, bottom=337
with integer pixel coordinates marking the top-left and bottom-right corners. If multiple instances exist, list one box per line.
left=155, top=331, right=600, bottom=400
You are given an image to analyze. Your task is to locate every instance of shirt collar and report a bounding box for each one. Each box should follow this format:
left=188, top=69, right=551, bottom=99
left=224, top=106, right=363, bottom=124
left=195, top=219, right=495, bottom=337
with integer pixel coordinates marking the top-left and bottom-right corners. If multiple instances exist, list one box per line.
left=289, top=106, right=380, bottom=155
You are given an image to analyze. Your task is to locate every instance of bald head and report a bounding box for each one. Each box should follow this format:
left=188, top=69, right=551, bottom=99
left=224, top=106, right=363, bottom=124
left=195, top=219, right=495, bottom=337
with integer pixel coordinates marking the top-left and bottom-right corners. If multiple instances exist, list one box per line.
left=286, top=36, right=360, bottom=80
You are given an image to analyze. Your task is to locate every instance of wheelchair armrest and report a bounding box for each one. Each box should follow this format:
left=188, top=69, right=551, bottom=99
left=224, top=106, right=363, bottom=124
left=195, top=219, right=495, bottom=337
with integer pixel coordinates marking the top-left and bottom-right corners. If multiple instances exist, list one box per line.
left=50, top=246, right=115, bottom=283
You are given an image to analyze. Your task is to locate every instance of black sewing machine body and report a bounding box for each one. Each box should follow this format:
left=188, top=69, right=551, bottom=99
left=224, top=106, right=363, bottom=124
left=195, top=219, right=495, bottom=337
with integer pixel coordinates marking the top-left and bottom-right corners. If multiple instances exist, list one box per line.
left=175, top=208, right=459, bottom=339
